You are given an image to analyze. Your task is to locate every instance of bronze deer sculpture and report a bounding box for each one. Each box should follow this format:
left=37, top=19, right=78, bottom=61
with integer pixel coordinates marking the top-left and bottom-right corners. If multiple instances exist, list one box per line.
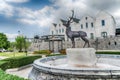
left=61, top=10, right=90, bottom=48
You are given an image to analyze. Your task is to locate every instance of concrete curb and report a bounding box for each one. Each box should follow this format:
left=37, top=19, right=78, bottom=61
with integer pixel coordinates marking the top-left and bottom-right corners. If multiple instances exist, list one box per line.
left=6, top=64, right=32, bottom=72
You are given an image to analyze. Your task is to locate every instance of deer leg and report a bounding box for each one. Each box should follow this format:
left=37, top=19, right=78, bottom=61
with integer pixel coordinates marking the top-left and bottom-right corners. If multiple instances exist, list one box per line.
left=81, top=37, right=90, bottom=48
left=88, top=41, right=90, bottom=47
left=72, top=41, right=75, bottom=48
left=83, top=42, right=86, bottom=48
left=71, top=38, right=75, bottom=48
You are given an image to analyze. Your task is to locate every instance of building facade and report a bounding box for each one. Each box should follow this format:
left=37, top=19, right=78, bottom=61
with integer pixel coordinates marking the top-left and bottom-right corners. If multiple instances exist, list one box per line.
left=50, top=11, right=116, bottom=40
left=29, top=11, right=118, bottom=52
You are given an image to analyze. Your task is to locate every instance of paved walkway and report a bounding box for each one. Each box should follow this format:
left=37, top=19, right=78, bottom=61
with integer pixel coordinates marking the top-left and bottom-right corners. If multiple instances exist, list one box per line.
left=0, top=56, right=8, bottom=60
left=6, top=67, right=32, bottom=79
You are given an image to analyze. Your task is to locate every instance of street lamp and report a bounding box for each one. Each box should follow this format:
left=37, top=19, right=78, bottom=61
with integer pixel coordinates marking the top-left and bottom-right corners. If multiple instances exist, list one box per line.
left=24, top=36, right=27, bottom=56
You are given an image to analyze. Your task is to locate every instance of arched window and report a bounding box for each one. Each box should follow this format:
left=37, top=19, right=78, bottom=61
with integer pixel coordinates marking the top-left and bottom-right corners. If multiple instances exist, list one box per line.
left=81, top=24, right=83, bottom=29
left=59, top=29, right=61, bottom=33
left=91, top=23, right=94, bottom=28
left=85, top=17, right=88, bottom=20
left=101, top=20, right=105, bottom=26
left=114, top=41, right=117, bottom=45
left=51, top=31, right=54, bottom=35
left=56, top=30, right=58, bottom=34
left=90, top=33, right=94, bottom=39
left=62, top=28, right=64, bottom=33
left=101, top=32, right=107, bottom=38
left=86, top=23, right=88, bottom=28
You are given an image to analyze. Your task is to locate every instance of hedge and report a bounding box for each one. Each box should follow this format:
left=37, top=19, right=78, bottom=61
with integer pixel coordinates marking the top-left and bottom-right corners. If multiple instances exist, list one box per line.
left=59, top=49, right=66, bottom=54
left=0, top=69, right=27, bottom=80
left=33, top=50, right=52, bottom=55
left=47, top=54, right=64, bottom=57
left=0, top=55, right=41, bottom=70
left=96, top=51, right=120, bottom=55
left=0, top=61, right=9, bottom=71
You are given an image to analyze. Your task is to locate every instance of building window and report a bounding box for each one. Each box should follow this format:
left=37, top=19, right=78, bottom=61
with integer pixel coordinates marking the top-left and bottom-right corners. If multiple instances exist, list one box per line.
left=101, top=20, right=105, bottom=26
left=114, top=41, right=117, bottom=45
left=116, top=29, right=120, bottom=35
left=85, top=17, right=87, bottom=20
left=81, top=24, right=83, bottom=29
left=90, top=33, right=94, bottom=39
left=56, top=30, right=58, bottom=34
left=59, top=24, right=61, bottom=27
left=91, top=23, right=94, bottom=28
left=101, top=32, right=107, bottom=38
left=62, top=28, right=64, bottom=33
left=86, top=23, right=88, bottom=28
left=59, top=29, right=61, bottom=33
left=52, top=31, right=54, bottom=35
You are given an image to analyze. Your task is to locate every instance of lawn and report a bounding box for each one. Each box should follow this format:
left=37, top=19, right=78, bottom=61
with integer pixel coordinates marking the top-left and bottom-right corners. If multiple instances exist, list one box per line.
left=0, top=52, right=28, bottom=58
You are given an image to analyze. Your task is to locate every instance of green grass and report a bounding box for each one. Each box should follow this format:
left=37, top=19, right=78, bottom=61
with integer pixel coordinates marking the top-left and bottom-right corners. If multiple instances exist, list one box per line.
left=0, top=69, right=28, bottom=80
left=0, top=52, right=27, bottom=58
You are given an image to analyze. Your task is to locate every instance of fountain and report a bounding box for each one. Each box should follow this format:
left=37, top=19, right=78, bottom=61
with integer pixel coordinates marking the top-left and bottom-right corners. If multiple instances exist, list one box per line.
left=29, top=10, right=120, bottom=80
left=29, top=48, right=120, bottom=80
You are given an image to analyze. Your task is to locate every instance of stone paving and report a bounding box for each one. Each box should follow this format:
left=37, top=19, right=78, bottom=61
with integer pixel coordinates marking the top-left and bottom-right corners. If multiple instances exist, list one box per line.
left=6, top=66, right=32, bottom=79
left=0, top=56, right=8, bottom=60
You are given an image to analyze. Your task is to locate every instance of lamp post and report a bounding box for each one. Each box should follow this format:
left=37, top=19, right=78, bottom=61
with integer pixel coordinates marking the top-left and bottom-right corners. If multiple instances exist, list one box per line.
left=24, top=36, right=27, bottom=56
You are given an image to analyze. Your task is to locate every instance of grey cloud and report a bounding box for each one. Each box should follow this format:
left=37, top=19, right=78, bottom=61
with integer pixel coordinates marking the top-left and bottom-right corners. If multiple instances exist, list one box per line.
left=51, top=0, right=120, bottom=26
left=85, top=0, right=120, bottom=11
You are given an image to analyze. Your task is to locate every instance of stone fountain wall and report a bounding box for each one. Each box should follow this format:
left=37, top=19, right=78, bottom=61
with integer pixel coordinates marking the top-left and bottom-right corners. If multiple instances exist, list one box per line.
left=29, top=55, right=120, bottom=80
left=29, top=66, right=120, bottom=80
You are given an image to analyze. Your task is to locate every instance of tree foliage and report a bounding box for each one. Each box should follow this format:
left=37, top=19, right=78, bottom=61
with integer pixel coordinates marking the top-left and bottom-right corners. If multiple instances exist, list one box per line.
left=8, top=42, right=16, bottom=52
left=0, top=33, right=10, bottom=49
left=15, top=36, right=30, bottom=52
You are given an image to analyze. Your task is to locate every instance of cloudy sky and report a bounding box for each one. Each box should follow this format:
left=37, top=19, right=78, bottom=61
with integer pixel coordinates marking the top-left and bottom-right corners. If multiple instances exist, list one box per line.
left=0, top=0, right=120, bottom=41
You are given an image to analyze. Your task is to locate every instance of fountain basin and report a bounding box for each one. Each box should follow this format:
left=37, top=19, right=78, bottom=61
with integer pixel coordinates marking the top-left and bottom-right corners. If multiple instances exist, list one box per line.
left=29, top=55, right=120, bottom=80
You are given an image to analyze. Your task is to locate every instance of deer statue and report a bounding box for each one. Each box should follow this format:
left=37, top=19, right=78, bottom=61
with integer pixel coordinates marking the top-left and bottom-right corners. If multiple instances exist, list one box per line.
left=61, top=10, right=90, bottom=48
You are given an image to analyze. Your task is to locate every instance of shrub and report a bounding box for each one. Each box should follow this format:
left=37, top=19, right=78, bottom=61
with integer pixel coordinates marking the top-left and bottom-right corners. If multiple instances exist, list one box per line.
left=0, top=61, right=9, bottom=70
left=96, top=51, right=120, bottom=55
left=33, top=50, right=52, bottom=55
left=47, top=54, right=64, bottom=57
left=0, top=55, right=41, bottom=70
left=59, top=49, right=66, bottom=54
left=0, top=69, right=27, bottom=80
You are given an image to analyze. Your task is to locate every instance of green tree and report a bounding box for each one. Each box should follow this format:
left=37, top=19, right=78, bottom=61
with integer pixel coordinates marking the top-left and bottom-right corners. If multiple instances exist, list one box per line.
left=15, top=36, right=30, bottom=52
left=8, top=42, right=16, bottom=52
left=0, top=33, right=10, bottom=49
left=15, top=36, right=25, bottom=52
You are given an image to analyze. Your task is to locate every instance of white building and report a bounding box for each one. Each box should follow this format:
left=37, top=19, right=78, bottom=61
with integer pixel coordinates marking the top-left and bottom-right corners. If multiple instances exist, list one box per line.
left=95, top=11, right=116, bottom=38
left=50, top=11, right=116, bottom=41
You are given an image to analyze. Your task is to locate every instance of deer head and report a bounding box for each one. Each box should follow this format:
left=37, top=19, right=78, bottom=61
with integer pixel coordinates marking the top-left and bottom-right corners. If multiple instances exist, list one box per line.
left=61, top=10, right=74, bottom=27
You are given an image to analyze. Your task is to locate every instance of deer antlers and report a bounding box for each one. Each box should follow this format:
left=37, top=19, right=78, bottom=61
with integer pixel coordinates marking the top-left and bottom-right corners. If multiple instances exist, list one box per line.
left=65, top=10, right=74, bottom=26
left=60, top=10, right=75, bottom=27
left=68, top=10, right=74, bottom=23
